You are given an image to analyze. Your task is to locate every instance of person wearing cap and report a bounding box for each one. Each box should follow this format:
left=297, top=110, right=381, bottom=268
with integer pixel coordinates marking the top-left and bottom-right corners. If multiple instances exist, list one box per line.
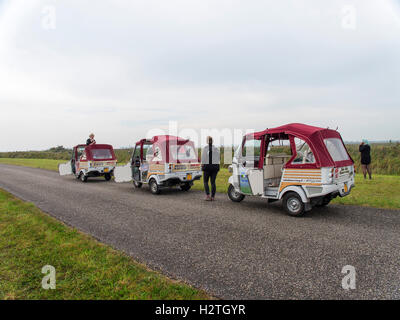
left=359, top=139, right=372, bottom=179
left=201, top=136, right=220, bottom=201
left=86, top=133, right=96, bottom=146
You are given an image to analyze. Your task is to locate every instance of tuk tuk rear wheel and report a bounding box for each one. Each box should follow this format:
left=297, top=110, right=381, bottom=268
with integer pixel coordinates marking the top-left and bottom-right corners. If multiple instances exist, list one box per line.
left=133, top=181, right=143, bottom=188
left=282, top=192, right=305, bottom=217
left=81, top=174, right=88, bottom=183
left=104, top=173, right=112, bottom=181
left=228, top=184, right=245, bottom=202
left=180, top=183, right=191, bottom=191
left=149, top=179, right=161, bottom=195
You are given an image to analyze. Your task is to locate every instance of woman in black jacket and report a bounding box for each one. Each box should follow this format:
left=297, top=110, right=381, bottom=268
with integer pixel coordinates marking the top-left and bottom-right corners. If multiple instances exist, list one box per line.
left=359, top=139, right=372, bottom=179
left=201, top=136, right=220, bottom=201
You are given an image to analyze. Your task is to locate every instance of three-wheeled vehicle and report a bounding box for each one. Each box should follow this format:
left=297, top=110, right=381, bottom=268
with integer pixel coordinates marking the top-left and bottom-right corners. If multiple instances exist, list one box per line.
left=228, top=123, right=355, bottom=216
left=59, top=144, right=117, bottom=182
left=114, top=135, right=202, bottom=194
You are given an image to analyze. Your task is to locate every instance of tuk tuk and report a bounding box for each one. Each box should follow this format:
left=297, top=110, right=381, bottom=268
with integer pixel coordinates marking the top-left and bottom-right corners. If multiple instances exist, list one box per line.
left=59, top=144, right=117, bottom=182
left=114, top=135, right=202, bottom=194
left=228, top=123, right=355, bottom=216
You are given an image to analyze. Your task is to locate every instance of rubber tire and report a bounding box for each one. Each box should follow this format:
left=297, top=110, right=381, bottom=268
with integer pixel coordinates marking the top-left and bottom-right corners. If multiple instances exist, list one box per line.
left=149, top=179, right=161, bottom=195
left=133, top=181, right=143, bottom=188
left=282, top=192, right=305, bottom=217
left=81, top=173, right=88, bottom=183
left=228, top=184, right=245, bottom=202
left=180, top=183, right=191, bottom=191
left=104, top=173, right=112, bottom=181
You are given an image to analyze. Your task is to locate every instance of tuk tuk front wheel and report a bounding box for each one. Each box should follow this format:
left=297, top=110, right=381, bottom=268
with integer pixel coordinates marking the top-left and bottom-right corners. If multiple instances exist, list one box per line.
left=282, top=192, right=305, bottom=217
left=228, top=184, right=245, bottom=202
left=81, top=173, right=88, bottom=183
left=104, top=173, right=112, bottom=181
left=149, top=179, right=161, bottom=195
left=180, top=183, right=191, bottom=191
left=133, top=181, right=143, bottom=188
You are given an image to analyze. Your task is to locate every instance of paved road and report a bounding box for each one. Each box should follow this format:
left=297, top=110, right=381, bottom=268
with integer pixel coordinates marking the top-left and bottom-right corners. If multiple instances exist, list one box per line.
left=0, top=164, right=399, bottom=299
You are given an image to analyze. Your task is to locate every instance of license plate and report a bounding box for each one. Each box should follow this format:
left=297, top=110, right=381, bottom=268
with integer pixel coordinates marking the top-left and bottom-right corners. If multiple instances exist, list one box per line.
left=187, top=173, right=192, bottom=180
left=344, top=183, right=348, bottom=193
left=104, top=168, right=109, bottom=173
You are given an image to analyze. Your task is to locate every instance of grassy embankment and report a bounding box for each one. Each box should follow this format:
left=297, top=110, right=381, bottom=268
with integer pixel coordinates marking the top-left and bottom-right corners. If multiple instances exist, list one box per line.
left=0, top=158, right=399, bottom=210
left=0, top=189, right=210, bottom=300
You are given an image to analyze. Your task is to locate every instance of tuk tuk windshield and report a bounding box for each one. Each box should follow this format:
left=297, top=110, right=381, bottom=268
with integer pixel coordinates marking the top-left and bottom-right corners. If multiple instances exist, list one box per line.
left=324, top=138, right=350, bottom=162
left=170, top=144, right=197, bottom=161
left=91, top=149, right=113, bottom=160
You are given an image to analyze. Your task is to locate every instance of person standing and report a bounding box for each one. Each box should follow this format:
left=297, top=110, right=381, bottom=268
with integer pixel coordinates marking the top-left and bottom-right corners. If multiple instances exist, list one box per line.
left=86, top=133, right=96, bottom=146
left=359, top=139, right=372, bottom=179
left=201, top=136, right=220, bottom=201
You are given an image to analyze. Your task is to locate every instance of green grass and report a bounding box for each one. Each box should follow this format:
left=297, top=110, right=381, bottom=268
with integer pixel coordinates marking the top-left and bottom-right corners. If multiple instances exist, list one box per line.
left=1, top=158, right=399, bottom=210
left=193, top=170, right=400, bottom=210
left=332, top=174, right=400, bottom=209
left=0, top=158, right=65, bottom=171
left=0, top=189, right=210, bottom=300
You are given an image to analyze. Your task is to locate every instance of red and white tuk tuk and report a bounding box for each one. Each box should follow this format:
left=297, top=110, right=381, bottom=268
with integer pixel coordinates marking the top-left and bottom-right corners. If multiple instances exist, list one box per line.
left=228, top=123, right=355, bottom=216
left=59, top=144, right=117, bottom=182
left=114, top=135, right=202, bottom=194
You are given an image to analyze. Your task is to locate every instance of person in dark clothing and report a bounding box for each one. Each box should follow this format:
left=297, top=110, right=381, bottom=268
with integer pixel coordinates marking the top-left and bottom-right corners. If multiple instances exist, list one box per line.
left=86, top=133, right=96, bottom=146
left=201, top=136, right=220, bottom=201
left=359, top=139, right=372, bottom=179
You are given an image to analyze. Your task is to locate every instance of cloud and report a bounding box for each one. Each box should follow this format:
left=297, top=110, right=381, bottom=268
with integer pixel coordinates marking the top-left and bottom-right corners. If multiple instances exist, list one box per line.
left=0, top=0, right=399, bottom=151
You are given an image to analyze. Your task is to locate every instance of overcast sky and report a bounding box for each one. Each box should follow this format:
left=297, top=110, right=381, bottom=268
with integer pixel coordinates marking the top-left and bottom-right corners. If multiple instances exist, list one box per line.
left=0, top=0, right=399, bottom=151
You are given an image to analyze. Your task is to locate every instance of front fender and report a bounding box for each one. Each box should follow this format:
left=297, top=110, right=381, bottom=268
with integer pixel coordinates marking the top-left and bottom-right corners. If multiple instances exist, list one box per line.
left=147, top=174, right=160, bottom=184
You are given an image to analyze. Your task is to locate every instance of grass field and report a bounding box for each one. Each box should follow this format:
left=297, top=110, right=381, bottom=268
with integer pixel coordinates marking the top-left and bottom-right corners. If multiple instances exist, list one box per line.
left=0, top=158, right=65, bottom=171
left=0, top=189, right=210, bottom=300
left=1, top=158, right=399, bottom=210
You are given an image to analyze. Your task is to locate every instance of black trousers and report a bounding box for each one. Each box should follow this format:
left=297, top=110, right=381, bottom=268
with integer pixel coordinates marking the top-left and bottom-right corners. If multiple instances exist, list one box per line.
left=203, top=168, right=219, bottom=197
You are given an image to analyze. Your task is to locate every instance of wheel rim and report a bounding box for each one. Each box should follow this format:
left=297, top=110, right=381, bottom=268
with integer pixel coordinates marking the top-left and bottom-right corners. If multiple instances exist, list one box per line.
left=151, top=182, right=157, bottom=192
left=287, top=197, right=301, bottom=213
left=231, top=189, right=240, bottom=199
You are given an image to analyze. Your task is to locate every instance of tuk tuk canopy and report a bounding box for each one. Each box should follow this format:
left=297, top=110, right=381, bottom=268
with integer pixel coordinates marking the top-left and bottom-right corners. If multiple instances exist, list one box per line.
left=246, top=123, right=353, bottom=168
left=135, top=135, right=198, bottom=163
left=75, top=144, right=116, bottom=161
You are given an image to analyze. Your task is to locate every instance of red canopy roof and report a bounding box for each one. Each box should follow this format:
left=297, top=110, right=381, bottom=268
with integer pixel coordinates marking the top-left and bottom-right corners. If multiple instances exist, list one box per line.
left=250, top=123, right=337, bottom=139
left=135, top=135, right=189, bottom=146
left=75, top=144, right=114, bottom=150
left=74, top=144, right=116, bottom=161
left=248, top=123, right=353, bottom=168
left=135, top=135, right=196, bottom=163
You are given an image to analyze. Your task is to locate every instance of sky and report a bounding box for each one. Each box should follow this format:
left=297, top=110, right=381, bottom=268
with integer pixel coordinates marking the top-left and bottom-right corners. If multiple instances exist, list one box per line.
left=0, top=0, right=399, bottom=151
